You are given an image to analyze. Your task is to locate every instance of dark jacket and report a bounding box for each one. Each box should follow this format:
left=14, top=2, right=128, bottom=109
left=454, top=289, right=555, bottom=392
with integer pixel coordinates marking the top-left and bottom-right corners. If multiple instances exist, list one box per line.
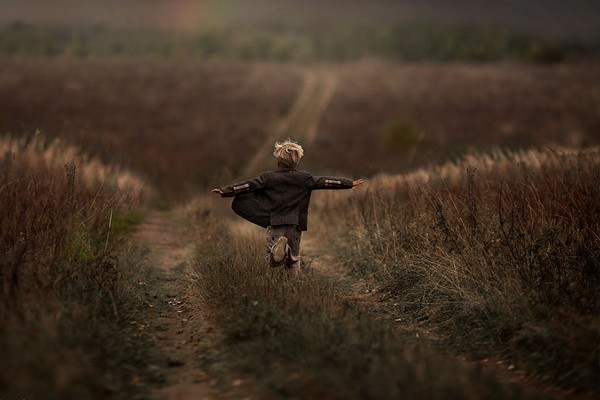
left=220, top=167, right=353, bottom=231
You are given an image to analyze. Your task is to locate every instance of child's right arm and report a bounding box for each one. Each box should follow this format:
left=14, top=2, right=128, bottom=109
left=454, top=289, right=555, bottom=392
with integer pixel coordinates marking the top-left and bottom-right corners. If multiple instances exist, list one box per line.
left=212, top=174, right=267, bottom=197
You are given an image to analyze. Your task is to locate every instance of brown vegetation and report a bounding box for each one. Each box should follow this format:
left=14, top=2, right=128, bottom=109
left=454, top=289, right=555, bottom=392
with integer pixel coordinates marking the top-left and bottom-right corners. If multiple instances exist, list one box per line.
left=0, top=57, right=302, bottom=202
left=190, top=207, right=526, bottom=399
left=312, top=147, right=600, bottom=392
left=0, top=134, right=151, bottom=399
left=1, top=54, right=599, bottom=398
left=310, top=62, right=600, bottom=175
left=1, top=58, right=598, bottom=203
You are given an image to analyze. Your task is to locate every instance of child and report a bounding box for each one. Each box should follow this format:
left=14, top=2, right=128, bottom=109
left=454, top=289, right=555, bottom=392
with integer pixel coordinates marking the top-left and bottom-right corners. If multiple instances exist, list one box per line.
left=212, top=139, right=364, bottom=276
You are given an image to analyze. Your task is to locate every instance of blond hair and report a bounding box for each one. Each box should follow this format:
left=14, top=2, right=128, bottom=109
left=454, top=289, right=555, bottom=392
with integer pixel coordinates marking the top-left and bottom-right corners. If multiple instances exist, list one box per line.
left=273, top=139, right=304, bottom=168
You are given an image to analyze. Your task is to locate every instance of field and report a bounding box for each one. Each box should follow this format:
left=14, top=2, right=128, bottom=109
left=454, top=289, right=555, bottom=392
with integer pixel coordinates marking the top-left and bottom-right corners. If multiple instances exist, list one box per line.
left=0, top=57, right=302, bottom=201
left=1, top=54, right=599, bottom=399
left=1, top=58, right=598, bottom=196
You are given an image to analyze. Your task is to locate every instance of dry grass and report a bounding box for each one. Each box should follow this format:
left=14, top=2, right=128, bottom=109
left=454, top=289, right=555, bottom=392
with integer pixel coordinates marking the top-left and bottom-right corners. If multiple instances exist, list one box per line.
left=0, top=134, right=152, bottom=399
left=312, top=147, right=600, bottom=393
left=189, top=204, right=528, bottom=400
left=0, top=134, right=148, bottom=199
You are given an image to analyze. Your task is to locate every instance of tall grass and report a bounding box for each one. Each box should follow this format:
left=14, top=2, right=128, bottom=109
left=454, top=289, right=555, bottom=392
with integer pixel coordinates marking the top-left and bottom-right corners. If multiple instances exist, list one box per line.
left=313, top=147, right=600, bottom=392
left=0, top=134, right=148, bottom=199
left=0, top=134, right=150, bottom=399
left=190, top=203, right=526, bottom=399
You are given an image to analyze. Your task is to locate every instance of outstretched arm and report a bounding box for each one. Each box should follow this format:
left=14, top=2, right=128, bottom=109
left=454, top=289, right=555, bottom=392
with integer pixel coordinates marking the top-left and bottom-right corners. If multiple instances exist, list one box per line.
left=312, top=176, right=365, bottom=190
left=211, top=174, right=267, bottom=197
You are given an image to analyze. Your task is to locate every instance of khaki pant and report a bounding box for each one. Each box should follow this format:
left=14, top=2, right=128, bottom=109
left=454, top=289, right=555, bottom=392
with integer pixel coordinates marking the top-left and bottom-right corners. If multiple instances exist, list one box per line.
left=266, top=225, right=302, bottom=273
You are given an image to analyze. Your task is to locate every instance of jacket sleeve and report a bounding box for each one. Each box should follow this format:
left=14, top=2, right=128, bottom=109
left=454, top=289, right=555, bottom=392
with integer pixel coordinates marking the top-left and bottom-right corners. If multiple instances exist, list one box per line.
left=220, top=174, right=267, bottom=197
left=312, top=175, right=354, bottom=190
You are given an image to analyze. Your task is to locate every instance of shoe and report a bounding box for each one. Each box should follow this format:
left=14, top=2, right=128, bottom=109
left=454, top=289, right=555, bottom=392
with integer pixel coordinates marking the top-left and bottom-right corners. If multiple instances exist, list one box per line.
left=271, top=236, right=288, bottom=264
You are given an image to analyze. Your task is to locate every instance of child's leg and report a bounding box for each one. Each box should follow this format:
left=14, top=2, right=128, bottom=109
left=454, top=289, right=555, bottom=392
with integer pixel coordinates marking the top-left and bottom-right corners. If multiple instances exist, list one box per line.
left=266, top=225, right=301, bottom=272
left=266, top=226, right=286, bottom=267
left=284, top=225, right=302, bottom=273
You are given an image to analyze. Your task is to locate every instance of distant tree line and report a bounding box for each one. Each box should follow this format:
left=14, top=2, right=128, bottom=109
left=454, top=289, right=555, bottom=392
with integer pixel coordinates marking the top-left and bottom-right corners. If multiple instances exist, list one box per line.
left=0, top=20, right=593, bottom=62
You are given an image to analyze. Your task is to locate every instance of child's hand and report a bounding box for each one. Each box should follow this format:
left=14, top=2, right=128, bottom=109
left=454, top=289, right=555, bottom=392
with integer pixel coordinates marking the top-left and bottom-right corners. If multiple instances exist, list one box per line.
left=211, top=188, right=224, bottom=195
left=352, top=179, right=365, bottom=187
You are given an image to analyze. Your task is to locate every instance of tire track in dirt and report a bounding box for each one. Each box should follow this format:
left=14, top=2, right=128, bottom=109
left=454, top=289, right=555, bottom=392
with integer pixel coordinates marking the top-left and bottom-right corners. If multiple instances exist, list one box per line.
left=133, top=211, right=218, bottom=400
left=133, top=212, right=281, bottom=400
left=243, top=70, right=337, bottom=177
left=133, top=211, right=272, bottom=400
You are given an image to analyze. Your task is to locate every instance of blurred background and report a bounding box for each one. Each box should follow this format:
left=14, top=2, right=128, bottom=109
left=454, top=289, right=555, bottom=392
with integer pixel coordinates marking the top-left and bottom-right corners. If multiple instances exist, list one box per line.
left=1, top=0, right=599, bottom=38
left=0, top=0, right=598, bottom=202
left=1, top=0, right=598, bottom=60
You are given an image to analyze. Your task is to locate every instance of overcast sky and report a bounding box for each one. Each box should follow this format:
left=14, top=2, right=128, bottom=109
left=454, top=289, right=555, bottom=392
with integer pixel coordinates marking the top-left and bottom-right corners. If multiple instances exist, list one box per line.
left=0, top=0, right=598, bottom=42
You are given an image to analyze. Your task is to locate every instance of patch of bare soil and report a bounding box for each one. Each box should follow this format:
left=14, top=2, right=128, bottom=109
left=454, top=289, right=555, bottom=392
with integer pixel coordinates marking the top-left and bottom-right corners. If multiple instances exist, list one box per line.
left=132, top=211, right=272, bottom=400
left=132, top=211, right=216, bottom=400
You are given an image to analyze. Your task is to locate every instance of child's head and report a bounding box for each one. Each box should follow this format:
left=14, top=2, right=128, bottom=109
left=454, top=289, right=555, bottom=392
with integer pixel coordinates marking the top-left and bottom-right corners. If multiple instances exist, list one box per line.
left=273, top=139, right=304, bottom=168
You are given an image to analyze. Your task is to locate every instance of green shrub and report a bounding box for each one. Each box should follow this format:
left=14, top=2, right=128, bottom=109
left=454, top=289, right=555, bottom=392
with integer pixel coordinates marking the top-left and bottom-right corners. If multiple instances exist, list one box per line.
left=383, top=121, right=423, bottom=153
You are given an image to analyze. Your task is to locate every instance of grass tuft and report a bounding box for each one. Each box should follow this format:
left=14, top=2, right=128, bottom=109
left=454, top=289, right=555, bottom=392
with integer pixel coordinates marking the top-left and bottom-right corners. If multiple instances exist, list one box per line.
left=0, top=134, right=152, bottom=399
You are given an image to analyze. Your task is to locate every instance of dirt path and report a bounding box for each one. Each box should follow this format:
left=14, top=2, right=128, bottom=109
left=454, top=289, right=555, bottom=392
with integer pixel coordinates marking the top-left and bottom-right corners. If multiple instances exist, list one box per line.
left=129, top=68, right=339, bottom=399
left=129, top=65, right=579, bottom=399
left=243, top=70, right=337, bottom=176
left=133, top=211, right=218, bottom=400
